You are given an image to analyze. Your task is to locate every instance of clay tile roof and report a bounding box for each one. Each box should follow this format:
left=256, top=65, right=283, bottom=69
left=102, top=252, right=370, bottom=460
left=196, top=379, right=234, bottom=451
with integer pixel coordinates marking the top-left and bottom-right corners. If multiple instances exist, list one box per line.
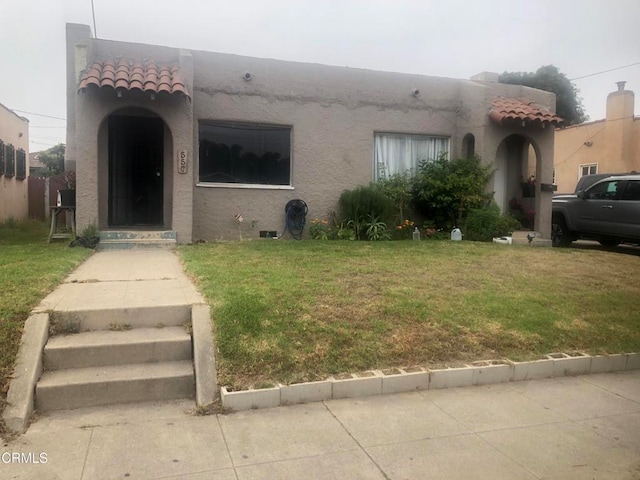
left=489, top=97, right=563, bottom=127
left=78, top=58, right=190, bottom=99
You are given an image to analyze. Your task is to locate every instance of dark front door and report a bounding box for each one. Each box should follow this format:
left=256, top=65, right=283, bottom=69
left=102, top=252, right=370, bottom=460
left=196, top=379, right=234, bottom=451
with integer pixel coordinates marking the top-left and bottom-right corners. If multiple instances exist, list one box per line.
left=109, top=115, right=164, bottom=226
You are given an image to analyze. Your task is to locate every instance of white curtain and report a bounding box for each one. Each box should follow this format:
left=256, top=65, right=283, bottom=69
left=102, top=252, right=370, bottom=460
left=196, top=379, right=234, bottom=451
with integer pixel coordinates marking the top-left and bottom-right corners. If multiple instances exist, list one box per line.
left=374, top=134, right=449, bottom=180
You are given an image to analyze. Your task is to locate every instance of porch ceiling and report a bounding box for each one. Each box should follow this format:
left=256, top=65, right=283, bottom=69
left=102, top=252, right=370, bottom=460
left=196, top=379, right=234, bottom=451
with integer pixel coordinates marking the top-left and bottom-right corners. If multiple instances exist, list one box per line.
left=78, top=58, right=190, bottom=99
left=489, top=97, right=563, bottom=127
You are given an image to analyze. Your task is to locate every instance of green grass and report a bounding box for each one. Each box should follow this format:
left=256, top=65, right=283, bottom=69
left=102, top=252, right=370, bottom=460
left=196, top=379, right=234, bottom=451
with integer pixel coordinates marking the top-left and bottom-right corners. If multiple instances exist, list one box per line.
left=0, top=219, right=92, bottom=406
left=179, top=240, right=640, bottom=389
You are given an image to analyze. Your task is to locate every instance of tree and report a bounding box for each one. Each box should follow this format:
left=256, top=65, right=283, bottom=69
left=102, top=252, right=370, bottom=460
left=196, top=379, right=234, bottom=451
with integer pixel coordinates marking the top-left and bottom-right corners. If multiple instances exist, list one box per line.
left=37, top=143, right=65, bottom=176
left=499, top=65, right=588, bottom=125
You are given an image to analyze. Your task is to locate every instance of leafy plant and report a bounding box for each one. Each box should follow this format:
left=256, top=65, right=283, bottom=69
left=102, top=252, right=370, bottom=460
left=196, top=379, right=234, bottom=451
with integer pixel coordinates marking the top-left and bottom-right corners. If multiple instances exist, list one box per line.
left=79, top=221, right=99, bottom=239
left=336, top=223, right=356, bottom=241
left=364, top=215, right=391, bottom=241
left=309, top=219, right=332, bottom=240
left=412, top=154, right=494, bottom=229
left=338, top=185, right=393, bottom=240
left=374, top=170, right=413, bottom=224
left=464, top=204, right=522, bottom=242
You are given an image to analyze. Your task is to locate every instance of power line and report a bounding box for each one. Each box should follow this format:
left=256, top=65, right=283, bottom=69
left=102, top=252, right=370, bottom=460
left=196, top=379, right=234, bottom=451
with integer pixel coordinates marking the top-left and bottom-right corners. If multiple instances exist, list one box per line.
left=31, top=134, right=65, bottom=141
left=12, top=109, right=66, bottom=121
left=570, top=61, right=640, bottom=81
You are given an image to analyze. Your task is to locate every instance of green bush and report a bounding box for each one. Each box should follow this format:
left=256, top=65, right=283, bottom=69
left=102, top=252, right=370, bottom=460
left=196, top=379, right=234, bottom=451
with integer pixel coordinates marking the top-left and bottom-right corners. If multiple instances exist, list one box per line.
left=412, top=155, right=493, bottom=229
left=338, top=185, right=393, bottom=240
left=464, top=204, right=522, bottom=242
left=374, top=171, right=413, bottom=224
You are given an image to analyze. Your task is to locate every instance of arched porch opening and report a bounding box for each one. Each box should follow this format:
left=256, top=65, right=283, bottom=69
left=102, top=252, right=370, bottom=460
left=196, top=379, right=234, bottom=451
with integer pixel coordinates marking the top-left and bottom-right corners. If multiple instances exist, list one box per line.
left=493, top=134, right=540, bottom=230
left=97, top=107, right=174, bottom=229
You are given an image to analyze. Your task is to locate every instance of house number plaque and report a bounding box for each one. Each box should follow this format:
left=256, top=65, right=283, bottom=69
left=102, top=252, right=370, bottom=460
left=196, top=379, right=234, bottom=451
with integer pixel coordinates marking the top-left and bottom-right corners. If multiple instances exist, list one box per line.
left=178, top=150, right=188, bottom=174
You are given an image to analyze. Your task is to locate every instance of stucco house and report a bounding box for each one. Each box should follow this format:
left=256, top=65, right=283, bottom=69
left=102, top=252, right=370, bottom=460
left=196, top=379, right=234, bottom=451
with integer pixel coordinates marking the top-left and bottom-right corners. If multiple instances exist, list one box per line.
left=66, top=23, right=562, bottom=243
left=554, top=82, right=639, bottom=193
left=0, top=101, right=29, bottom=222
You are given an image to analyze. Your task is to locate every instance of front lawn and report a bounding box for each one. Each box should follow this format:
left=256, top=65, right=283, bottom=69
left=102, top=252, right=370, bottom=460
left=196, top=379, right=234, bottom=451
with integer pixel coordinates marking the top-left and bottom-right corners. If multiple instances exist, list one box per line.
left=179, top=241, right=640, bottom=389
left=0, top=220, right=92, bottom=412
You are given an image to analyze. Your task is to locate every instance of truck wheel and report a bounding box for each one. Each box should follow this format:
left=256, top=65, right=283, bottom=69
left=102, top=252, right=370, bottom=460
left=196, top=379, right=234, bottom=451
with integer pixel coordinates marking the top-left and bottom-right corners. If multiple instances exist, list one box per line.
left=552, top=216, right=571, bottom=247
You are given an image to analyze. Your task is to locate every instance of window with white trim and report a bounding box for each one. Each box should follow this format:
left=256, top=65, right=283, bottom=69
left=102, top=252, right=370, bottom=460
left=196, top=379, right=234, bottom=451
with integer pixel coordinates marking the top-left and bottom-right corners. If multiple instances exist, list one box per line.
left=579, top=163, right=597, bottom=178
left=199, top=122, right=291, bottom=186
left=374, top=133, right=449, bottom=180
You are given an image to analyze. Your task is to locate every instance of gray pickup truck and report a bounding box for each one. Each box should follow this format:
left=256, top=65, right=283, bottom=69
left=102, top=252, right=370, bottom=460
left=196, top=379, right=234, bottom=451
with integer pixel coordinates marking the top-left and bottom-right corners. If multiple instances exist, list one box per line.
left=551, top=173, right=640, bottom=247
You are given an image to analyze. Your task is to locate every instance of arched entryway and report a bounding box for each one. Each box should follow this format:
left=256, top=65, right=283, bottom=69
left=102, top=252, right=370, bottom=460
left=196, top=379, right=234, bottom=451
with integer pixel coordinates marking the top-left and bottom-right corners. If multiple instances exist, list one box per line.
left=493, top=134, right=540, bottom=229
left=102, top=109, right=170, bottom=228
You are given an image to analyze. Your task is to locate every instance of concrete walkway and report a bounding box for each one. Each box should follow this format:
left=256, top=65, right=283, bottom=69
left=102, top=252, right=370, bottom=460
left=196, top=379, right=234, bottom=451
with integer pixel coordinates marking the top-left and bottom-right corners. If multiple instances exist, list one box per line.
left=3, top=250, right=640, bottom=479
left=1, top=371, right=638, bottom=479
left=33, top=249, right=204, bottom=316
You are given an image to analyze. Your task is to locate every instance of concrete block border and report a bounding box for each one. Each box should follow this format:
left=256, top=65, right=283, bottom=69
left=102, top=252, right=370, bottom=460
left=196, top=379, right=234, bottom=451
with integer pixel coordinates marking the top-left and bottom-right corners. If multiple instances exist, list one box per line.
left=2, top=313, right=50, bottom=433
left=220, top=352, right=640, bottom=412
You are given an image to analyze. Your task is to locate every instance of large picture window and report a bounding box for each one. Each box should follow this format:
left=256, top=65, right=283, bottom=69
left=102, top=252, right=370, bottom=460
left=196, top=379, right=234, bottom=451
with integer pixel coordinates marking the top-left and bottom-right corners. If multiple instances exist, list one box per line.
left=199, top=122, right=291, bottom=186
left=374, top=133, right=449, bottom=180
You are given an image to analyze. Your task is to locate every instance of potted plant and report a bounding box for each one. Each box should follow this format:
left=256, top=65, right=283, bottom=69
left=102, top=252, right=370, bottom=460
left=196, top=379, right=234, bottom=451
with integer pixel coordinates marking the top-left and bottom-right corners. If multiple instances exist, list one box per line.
left=521, top=175, right=536, bottom=198
left=58, top=170, right=76, bottom=207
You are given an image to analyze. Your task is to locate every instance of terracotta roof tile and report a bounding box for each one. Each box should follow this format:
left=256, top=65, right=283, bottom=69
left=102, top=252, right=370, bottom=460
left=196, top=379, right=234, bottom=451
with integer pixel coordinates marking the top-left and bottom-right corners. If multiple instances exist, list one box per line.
left=490, top=97, right=563, bottom=127
left=78, top=58, right=190, bottom=99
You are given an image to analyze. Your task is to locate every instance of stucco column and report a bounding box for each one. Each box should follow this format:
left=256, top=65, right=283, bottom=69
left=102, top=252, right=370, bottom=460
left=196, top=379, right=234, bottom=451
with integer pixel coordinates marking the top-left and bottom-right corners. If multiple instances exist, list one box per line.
left=534, top=129, right=554, bottom=239
left=74, top=93, right=100, bottom=233
left=171, top=50, right=194, bottom=244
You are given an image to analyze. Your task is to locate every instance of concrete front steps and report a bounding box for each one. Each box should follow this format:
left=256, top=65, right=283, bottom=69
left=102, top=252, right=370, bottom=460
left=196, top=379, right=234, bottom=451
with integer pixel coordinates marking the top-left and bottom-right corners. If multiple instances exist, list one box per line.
left=98, top=230, right=177, bottom=250
left=36, top=326, right=195, bottom=412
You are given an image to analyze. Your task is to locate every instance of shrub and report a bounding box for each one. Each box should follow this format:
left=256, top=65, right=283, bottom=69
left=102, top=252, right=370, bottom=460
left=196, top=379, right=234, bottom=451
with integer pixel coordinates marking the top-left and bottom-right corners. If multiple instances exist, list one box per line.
left=374, top=171, right=413, bottom=224
left=464, top=204, right=522, bottom=242
left=338, top=185, right=393, bottom=240
left=412, top=154, right=493, bottom=229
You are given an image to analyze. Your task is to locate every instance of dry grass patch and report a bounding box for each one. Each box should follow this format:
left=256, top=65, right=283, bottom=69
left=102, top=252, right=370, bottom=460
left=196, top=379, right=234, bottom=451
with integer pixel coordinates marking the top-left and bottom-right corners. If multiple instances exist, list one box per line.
left=179, top=241, right=640, bottom=389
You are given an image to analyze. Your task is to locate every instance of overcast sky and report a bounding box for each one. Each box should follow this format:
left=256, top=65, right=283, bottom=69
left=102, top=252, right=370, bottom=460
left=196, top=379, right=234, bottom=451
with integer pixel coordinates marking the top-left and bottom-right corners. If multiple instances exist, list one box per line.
left=2, top=0, right=639, bottom=152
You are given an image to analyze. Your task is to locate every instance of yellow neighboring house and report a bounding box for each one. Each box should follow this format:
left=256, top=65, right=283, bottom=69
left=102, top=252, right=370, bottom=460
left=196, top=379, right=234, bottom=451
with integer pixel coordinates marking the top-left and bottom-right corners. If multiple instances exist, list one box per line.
left=0, top=102, right=29, bottom=222
left=554, top=82, right=639, bottom=194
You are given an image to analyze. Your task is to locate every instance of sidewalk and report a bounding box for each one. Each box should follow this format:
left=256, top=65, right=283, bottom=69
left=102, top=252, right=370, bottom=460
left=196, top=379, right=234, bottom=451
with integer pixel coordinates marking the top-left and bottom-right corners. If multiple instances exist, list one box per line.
left=3, top=370, right=640, bottom=479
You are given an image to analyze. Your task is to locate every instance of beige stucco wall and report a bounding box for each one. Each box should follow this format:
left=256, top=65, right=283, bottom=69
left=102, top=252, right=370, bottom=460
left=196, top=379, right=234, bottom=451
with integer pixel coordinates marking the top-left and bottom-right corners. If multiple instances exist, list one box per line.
left=191, top=51, right=462, bottom=240
left=555, top=86, right=639, bottom=193
left=68, top=25, right=558, bottom=242
left=0, top=102, right=29, bottom=222
left=190, top=52, right=557, bottom=240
